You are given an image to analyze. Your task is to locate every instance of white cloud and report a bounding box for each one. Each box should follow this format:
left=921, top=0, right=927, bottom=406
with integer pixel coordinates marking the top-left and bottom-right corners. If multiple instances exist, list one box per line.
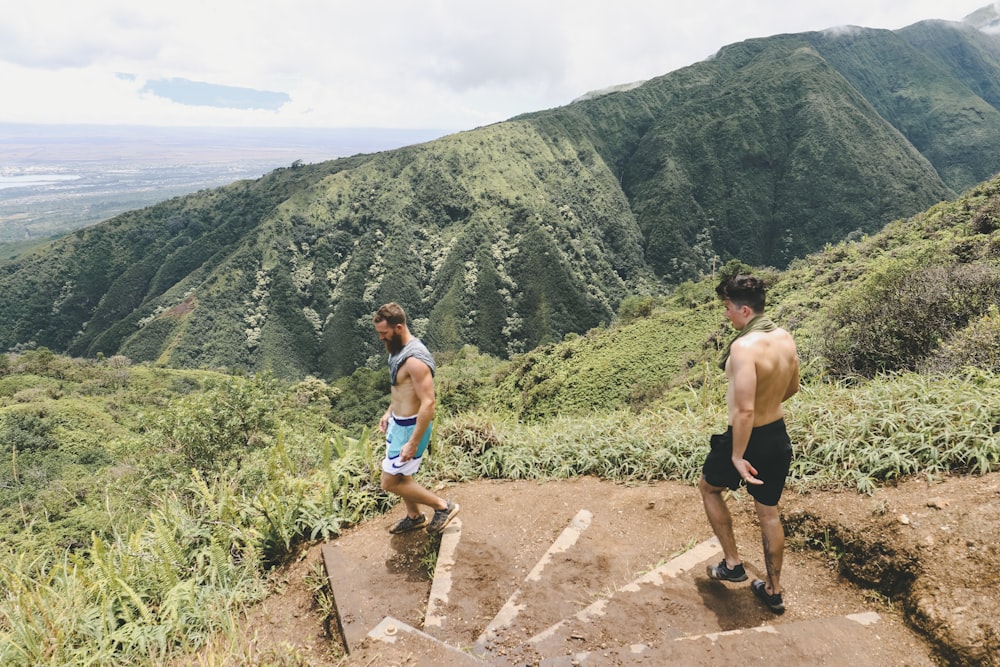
left=0, top=0, right=990, bottom=130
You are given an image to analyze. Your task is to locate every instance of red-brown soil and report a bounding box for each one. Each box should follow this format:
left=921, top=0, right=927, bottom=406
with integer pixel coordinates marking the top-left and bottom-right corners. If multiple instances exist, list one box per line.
left=222, top=473, right=1000, bottom=666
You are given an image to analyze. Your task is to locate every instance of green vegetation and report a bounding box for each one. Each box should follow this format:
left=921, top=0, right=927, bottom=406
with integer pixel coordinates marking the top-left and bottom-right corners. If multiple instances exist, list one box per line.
left=4, top=20, right=1000, bottom=378
left=0, top=354, right=390, bottom=664
left=0, top=354, right=995, bottom=663
left=5, top=165, right=996, bottom=663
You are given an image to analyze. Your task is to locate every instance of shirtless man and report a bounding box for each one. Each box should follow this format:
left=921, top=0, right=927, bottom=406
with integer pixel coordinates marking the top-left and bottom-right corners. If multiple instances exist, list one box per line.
left=373, top=303, right=460, bottom=534
left=699, top=275, right=799, bottom=614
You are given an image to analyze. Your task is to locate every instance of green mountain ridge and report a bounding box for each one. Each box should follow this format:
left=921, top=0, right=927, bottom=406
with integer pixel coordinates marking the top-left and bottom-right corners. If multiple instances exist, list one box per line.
left=1, top=17, right=999, bottom=380
left=476, top=171, right=1000, bottom=422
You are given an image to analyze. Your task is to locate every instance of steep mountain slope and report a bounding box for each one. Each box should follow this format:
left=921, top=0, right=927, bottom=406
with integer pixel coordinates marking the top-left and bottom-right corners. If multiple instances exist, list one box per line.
left=130, top=124, right=650, bottom=378
left=0, top=160, right=361, bottom=356
left=0, top=18, right=998, bottom=378
left=486, top=172, right=1000, bottom=421
left=802, top=23, right=1000, bottom=192
left=627, top=34, right=949, bottom=276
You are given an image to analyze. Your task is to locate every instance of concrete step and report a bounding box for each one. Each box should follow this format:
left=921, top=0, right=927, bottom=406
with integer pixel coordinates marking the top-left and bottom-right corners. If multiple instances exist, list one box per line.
left=338, top=616, right=486, bottom=666
left=524, top=537, right=723, bottom=659
left=321, top=523, right=435, bottom=653
left=422, top=480, right=715, bottom=651
left=467, top=496, right=716, bottom=661
left=473, top=509, right=594, bottom=657
left=424, top=518, right=464, bottom=632
left=536, top=611, right=934, bottom=666
left=323, top=479, right=938, bottom=665
left=406, top=486, right=595, bottom=650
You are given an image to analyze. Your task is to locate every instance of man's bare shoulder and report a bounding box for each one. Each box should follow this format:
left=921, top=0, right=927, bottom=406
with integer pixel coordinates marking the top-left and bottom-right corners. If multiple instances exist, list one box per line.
left=773, top=326, right=797, bottom=348
left=731, top=328, right=797, bottom=362
left=738, top=326, right=795, bottom=343
left=398, top=355, right=433, bottom=381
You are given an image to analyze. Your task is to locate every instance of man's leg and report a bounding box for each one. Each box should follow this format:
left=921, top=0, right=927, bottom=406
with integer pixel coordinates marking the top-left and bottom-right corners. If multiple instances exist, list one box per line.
left=381, top=471, right=447, bottom=515
left=754, top=500, right=785, bottom=595
left=699, top=476, right=741, bottom=567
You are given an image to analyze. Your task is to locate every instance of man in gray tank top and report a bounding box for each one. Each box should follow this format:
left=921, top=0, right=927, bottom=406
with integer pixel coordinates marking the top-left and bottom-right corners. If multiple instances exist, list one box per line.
left=373, top=302, right=460, bottom=535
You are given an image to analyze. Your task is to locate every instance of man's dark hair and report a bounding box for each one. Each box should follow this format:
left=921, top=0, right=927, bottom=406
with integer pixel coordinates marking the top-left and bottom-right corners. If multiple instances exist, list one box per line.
left=373, top=302, right=407, bottom=327
left=716, top=274, right=766, bottom=313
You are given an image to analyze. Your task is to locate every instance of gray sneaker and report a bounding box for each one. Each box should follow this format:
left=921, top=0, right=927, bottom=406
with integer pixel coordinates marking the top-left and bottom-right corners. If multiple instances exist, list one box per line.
left=707, top=559, right=748, bottom=582
left=751, top=579, right=785, bottom=614
left=389, top=513, right=427, bottom=534
left=426, top=501, right=460, bottom=534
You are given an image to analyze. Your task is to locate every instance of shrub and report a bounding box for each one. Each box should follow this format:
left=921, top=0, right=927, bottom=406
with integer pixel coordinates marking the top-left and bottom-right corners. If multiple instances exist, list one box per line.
left=1, top=408, right=56, bottom=453
left=330, top=367, right=390, bottom=430
left=618, top=295, right=657, bottom=322
left=434, top=346, right=503, bottom=416
left=971, top=195, right=1000, bottom=234
left=824, top=261, right=1000, bottom=377
left=921, top=305, right=1000, bottom=373
left=289, top=375, right=341, bottom=407
left=670, top=281, right=714, bottom=309
left=154, top=374, right=279, bottom=469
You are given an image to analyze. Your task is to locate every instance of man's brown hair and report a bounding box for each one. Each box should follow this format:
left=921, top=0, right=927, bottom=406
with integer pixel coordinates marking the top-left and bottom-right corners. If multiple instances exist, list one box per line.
left=373, top=302, right=407, bottom=327
left=716, top=274, right=766, bottom=313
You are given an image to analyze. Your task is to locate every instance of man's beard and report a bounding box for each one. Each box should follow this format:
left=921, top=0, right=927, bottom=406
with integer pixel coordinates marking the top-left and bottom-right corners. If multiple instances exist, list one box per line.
left=384, top=332, right=404, bottom=355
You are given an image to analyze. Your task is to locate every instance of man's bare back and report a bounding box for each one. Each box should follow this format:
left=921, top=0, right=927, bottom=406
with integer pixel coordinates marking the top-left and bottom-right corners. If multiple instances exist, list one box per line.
left=719, top=294, right=799, bottom=485
left=725, top=328, right=799, bottom=427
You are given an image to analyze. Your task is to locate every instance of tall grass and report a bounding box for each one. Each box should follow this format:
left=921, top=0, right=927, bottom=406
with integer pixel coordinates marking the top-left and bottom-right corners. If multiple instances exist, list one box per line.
left=431, top=407, right=719, bottom=483
left=430, top=369, right=1000, bottom=494
left=788, top=369, right=1000, bottom=492
left=0, top=369, right=996, bottom=664
left=0, top=431, right=387, bottom=666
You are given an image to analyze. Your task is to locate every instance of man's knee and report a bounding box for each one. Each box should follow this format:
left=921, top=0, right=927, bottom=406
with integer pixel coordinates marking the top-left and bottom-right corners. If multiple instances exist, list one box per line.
left=754, top=500, right=782, bottom=525
left=698, top=475, right=722, bottom=498
left=380, top=472, right=399, bottom=493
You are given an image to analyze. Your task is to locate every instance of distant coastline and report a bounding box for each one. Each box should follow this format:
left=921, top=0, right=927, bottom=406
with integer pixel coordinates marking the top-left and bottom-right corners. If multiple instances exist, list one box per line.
left=0, top=124, right=452, bottom=247
left=0, top=123, right=452, bottom=164
left=0, top=174, right=83, bottom=190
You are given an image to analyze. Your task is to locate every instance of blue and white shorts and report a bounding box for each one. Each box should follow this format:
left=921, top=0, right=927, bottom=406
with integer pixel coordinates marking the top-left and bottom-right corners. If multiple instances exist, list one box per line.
left=382, top=414, right=433, bottom=476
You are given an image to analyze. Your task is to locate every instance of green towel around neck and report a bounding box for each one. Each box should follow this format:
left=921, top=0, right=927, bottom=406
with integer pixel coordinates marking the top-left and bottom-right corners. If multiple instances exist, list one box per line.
left=718, top=314, right=777, bottom=370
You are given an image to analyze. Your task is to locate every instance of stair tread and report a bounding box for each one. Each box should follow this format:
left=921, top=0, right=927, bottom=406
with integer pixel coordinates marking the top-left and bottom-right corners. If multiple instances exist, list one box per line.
left=323, top=478, right=939, bottom=665
left=537, top=611, right=937, bottom=666
left=524, top=537, right=724, bottom=658
left=455, top=484, right=709, bottom=653
left=474, top=508, right=594, bottom=654
left=321, top=527, right=433, bottom=652
left=339, top=616, right=485, bottom=666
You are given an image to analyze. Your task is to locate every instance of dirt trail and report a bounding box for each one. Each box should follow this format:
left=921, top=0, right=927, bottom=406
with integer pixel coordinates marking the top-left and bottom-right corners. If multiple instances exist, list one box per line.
left=235, top=474, right=1000, bottom=666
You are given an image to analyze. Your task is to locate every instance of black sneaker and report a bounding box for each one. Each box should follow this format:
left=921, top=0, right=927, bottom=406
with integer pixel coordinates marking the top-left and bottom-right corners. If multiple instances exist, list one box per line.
left=426, top=501, right=460, bottom=534
left=389, top=513, right=427, bottom=534
left=751, top=579, right=785, bottom=614
left=707, top=559, right=748, bottom=582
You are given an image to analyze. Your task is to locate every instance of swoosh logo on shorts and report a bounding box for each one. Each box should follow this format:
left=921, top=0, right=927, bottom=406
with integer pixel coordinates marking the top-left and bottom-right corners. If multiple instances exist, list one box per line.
left=390, top=456, right=420, bottom=469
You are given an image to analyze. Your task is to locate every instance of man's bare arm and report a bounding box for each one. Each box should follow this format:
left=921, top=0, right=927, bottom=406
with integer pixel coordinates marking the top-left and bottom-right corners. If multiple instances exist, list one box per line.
left=728, top=341, right=763, bottom=485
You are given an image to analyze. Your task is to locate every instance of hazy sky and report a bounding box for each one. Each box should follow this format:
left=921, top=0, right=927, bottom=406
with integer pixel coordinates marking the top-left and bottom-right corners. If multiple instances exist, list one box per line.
left=1, top=1, right=992, bottom=132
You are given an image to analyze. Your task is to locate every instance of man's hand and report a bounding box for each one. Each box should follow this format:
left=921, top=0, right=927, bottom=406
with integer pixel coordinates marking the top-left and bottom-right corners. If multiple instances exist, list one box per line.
left=733, top=457, right=763, bottom=485
left=400, top=440, right=417, bottom=462
left=379, top=411, right=390, bottom=434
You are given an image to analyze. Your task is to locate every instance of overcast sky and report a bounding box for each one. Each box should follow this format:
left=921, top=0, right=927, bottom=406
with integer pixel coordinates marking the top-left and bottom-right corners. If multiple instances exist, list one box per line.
left=1, top=1, right=993, bottom=132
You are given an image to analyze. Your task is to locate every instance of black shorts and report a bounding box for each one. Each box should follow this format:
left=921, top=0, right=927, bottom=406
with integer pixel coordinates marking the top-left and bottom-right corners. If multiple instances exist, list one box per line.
left=701, top=418, right=792, bottom=507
